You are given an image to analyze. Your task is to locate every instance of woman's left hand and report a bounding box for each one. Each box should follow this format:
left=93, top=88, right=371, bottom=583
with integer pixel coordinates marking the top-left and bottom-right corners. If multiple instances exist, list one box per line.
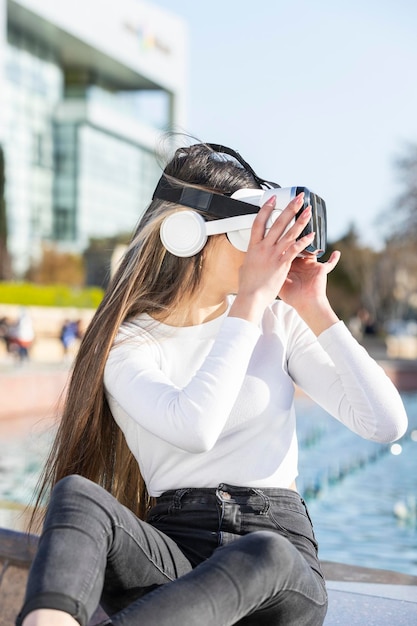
left=278, top=249, right=341, bottom=335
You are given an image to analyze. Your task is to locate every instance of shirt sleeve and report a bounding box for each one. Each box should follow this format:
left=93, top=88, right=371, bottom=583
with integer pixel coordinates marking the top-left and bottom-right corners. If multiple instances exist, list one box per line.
left=287, top=319, right=408, bottom=443
left=104, top=316, right=261, bottom=453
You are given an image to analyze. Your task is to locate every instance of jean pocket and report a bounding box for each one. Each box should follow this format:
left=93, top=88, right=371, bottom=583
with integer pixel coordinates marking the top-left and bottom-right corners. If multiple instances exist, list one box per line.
left=267, top=501, right=318, bottom=552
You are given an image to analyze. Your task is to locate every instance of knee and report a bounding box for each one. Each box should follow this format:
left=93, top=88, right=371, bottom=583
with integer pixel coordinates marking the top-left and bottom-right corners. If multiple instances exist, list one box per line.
left=47, top=475, right=106, bottom=521
left=244, top=531, right=296, bottom=570
left=44, top=475, right=113, bottom=534
left=50, top=474, right=96, bottom=503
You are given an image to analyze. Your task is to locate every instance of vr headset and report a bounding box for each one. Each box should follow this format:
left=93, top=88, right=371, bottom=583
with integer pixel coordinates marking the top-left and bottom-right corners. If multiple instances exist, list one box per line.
left=154, top=144, right=327, bottom=259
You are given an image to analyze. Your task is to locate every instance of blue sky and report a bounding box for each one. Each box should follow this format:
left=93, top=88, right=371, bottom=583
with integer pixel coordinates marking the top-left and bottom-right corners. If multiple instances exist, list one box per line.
left=151, top=0, right=417, bottom=248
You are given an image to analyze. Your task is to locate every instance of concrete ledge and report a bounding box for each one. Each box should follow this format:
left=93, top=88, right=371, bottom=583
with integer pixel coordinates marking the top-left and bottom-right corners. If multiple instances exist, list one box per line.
left=0, top=528, right=38, bottom=565
left=325, top=584, right=417, bottom=625
left=321, top=560, right=417, bottom=586
left=0, top=529, right=107, bottom=625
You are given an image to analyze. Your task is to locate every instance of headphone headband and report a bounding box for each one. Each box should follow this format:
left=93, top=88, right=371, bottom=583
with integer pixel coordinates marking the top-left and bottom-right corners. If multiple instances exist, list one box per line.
left=153, top=142, right=281, bottom=219
left=153, top=178, right=263, bottom=219
left=205, top=143, right=281, bottom=190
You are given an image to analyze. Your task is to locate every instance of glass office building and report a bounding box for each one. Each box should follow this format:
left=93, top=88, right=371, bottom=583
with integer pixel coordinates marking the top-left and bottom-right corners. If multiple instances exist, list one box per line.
left=0, top=0, right=186, bottom=277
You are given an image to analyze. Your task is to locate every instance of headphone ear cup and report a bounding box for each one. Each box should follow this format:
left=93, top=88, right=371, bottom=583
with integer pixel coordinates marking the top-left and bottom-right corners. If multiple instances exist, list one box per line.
left=227, top=228, right=251, bottom=252
left=160, top=211, right=208, bottom=257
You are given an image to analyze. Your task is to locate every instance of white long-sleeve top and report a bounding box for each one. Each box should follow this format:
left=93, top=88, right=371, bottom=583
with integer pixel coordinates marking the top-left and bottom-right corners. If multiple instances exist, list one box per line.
left=104, top=298, right=408, bottom=497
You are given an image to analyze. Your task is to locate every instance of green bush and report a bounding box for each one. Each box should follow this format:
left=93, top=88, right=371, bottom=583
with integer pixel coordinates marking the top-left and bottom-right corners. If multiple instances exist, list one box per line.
left=0, top=282, right=104, bottom=308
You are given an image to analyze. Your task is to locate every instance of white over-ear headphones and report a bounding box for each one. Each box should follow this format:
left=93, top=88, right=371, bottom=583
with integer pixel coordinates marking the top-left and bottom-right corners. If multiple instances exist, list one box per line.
left=160, top=209, right=263, bottom=257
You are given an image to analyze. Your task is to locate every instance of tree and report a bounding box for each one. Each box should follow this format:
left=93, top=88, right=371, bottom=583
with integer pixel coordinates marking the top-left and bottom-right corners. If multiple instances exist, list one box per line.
left=83, top=233, right=131, bottom=288
left=375, top=143, right=417, bottom=246
left=25, top=245, right=85, bottom=287
left=326, top=226, right=379, bottom=324
left=388, top=143, right=417, bottom=239
left=376, top=236, right=417, bottom=321
left=374, top=143, right=417, bottom=322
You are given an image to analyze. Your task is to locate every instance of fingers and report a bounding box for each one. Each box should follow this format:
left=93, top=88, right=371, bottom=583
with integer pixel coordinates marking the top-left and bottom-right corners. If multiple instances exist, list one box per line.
left=249, top=195, right=277, bottom=244
left=297, top=249, right=341, bottom=273
left=269, top=201, right=315, bottom=260
left=249, top=192, right=309, bottom=250
left=284, top=228, right=316, bottom=259
left=323, top=250, right=341, bottom=273
left=267, top=194, right=310, bottom=246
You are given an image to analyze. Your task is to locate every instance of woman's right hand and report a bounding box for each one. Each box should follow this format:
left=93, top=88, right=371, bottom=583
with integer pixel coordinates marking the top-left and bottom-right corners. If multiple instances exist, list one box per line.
left=229, top=193, right=315, bottom=324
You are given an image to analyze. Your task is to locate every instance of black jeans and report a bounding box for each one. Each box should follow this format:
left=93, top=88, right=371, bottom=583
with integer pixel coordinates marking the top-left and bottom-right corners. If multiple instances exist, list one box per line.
left=17, top=475, right=328, bottom=626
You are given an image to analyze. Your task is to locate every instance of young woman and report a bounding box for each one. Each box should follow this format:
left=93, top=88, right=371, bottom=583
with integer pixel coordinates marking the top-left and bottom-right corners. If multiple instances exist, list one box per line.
left=18, top=142, right=407, bottom=626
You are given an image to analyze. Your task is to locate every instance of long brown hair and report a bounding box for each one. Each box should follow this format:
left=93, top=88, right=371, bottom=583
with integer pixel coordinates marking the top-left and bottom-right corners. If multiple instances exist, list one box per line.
left=31, top=141, right=261, bottom=527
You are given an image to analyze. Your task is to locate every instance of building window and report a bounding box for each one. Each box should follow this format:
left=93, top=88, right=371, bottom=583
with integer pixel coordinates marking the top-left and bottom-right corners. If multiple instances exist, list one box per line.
left=54, top=206, right=76, bottom=241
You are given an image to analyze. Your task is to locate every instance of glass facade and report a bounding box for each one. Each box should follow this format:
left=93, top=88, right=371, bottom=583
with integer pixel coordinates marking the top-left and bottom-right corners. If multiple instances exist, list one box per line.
left=4, top=26, right=62, bottom=274
left=53, top=122, right=77, bottom=242
left=77, top=125, right=155, bottom=244
left=1, top=1, right=181, bottom=279
left=53, top=122, right=158, bottom=248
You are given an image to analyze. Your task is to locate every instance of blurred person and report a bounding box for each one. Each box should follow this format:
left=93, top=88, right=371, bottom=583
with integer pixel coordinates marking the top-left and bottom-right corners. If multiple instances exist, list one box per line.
left=0, top=316, right=13, bottom=354
left=9, top=308, right=34, bottom=362
left=17, top=142, right=408, bottom=626
left=59, top=319, right=82, bottom=359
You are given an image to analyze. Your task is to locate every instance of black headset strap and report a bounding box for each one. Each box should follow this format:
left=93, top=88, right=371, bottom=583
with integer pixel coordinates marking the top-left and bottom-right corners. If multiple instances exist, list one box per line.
left=152, top=143, right=280, bottom=218
left=153, top=178, right=261, bottom=219
left=206, top=143, right=281, bottom=190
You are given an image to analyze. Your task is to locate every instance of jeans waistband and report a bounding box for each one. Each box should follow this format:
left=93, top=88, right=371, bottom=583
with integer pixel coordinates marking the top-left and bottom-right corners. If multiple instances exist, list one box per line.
left=156, top=484, right=303, bottom=504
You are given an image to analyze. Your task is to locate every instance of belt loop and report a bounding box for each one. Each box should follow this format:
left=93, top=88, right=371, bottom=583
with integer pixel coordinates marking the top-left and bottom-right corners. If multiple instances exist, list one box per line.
left=172, top=488, right=190, bottom=510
